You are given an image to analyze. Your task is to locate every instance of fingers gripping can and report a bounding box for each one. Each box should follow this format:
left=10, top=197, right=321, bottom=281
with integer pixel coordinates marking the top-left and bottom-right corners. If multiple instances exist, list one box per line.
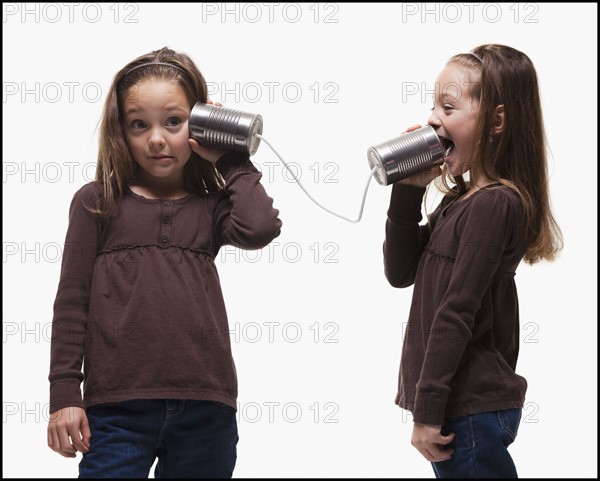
left=189, top=102, right=263, bottom=156
left=367, top=125, right=445, bottom=186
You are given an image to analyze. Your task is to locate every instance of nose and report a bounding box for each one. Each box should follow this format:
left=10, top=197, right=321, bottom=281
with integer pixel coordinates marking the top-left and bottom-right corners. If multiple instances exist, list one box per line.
left=427, top=109, right=441, bottom=130
left=148, top=127, right=166, bottom=148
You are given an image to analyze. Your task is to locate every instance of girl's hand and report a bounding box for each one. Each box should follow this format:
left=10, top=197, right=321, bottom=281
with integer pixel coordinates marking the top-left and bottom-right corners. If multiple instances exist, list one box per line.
left=411, top=422, right=455, bottom=462
left=397, top=124, right=442, bottom=188
left=189, top=138, right=227, bottom=165
left=189, top=99, right=228, bottom=165
left=47, top=406, right=91, bottom=458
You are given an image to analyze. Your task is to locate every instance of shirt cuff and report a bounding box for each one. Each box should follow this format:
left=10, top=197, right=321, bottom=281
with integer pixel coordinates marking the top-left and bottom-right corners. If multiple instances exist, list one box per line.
left=413, top=390, right=448, bottom=425
left=388, top=183, right=426, bottom=225
left=49, top=379, right=84, bottom=414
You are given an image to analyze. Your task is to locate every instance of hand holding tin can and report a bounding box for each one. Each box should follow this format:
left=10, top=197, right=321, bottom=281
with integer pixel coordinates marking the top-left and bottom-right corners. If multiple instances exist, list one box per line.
left=368, top=125, right=445, bottom=186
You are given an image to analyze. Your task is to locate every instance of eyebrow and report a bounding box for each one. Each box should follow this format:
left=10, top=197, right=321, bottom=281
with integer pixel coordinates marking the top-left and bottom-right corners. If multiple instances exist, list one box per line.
left=123, top=105, right=142, bottom=115
left=432, top=91, right=463, bottom=104
left=432, top=94, right=455, bottom=102
left=162, top=104, right=188, bottom=113
left=123, top=104, right=188, bottom=116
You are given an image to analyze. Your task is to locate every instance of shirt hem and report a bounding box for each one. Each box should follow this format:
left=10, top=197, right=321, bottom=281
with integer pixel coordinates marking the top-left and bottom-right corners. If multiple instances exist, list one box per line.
left=84, top=389, right=237, bottom=411
left=397, top=398, right=525, bottom=420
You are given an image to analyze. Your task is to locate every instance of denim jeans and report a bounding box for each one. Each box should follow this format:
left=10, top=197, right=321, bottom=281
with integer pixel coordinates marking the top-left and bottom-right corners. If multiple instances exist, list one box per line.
left=432, top=408, right=522, bottom=478
left=79, top=399, right=238, bottom=478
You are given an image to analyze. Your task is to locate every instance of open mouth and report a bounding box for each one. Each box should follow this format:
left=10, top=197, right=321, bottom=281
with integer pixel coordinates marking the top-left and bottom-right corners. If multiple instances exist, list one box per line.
left=438, top=136, right=455, bottom=157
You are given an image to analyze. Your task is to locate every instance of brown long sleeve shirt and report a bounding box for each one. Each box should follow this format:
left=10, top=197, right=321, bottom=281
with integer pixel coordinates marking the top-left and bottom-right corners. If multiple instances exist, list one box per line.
left=49, top=154, right=282, bottom=414
left=383, top=183, right=528, bottom=425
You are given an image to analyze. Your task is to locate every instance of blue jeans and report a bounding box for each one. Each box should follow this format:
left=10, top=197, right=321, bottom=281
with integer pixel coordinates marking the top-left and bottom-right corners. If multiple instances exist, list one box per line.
left=432, top=408, right=522, bottom=478
left=79, top=399, right=238, bottom=478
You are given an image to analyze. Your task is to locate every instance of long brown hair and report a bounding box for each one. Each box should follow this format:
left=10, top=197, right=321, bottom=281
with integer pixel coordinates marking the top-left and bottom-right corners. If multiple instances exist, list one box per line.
left=94, top=47, right=223, bottom=216
left=436, top=44, right=563, bottom=264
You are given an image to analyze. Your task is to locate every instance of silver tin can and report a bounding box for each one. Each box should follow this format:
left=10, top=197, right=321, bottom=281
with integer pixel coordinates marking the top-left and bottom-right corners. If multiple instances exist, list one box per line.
left=189, top=102, right=263, bottom=156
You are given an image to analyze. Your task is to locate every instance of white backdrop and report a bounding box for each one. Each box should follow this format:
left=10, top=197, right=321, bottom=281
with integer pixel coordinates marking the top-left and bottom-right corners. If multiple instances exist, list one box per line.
left=3, top=2, right=597, bottom=478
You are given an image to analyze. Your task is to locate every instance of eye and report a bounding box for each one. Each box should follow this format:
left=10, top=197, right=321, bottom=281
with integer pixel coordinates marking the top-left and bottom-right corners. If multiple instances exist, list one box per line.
left=443, top=105, right=454, bottom=112
left=166, top=117, right=182, bottom=127
left=130, top=119, right=147, bottom=129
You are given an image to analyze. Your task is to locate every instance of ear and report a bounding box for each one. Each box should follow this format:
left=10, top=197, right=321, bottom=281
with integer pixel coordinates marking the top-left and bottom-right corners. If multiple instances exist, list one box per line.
left=491, top=104, right=505, bottom=134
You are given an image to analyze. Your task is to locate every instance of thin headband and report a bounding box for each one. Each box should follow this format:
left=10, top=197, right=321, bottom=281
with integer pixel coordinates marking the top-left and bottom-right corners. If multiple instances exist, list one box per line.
left=467, top=52, right=483, bottom=63
left=123, top=61, right=186, bottom=78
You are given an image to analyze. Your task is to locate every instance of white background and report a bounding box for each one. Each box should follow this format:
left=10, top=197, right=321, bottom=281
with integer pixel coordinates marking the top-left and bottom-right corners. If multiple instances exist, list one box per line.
left=3, top=2, right=597, bottom=478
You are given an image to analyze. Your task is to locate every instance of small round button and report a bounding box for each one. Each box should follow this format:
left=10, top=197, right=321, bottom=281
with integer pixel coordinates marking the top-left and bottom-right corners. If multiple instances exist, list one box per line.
left=160, top=235, right=168, bottom=243
left=163, top=216, right=171, bottom=224
left=164, top=201, right=172, bottom=206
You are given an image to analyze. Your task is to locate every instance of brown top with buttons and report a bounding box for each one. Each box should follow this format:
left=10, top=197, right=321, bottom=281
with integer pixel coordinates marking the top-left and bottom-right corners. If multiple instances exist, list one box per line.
left=48, top=154, right=282, bottom=413
left=383, top=183, right=528, bottom=425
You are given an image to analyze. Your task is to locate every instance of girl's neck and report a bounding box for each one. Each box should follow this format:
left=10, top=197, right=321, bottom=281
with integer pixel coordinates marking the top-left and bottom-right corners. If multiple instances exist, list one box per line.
left=462, top=168, right=498, bottom=200
left=130, top=174, right=189, bottom=200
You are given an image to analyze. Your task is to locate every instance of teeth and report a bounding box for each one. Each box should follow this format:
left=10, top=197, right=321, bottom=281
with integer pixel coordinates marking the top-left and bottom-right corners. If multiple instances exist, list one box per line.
left=445, top=144, right=454, bottom=157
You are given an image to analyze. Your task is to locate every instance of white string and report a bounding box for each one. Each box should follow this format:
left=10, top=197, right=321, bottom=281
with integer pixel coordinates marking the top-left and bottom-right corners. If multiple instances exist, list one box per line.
left=257, top=134, right=377, bottom=223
